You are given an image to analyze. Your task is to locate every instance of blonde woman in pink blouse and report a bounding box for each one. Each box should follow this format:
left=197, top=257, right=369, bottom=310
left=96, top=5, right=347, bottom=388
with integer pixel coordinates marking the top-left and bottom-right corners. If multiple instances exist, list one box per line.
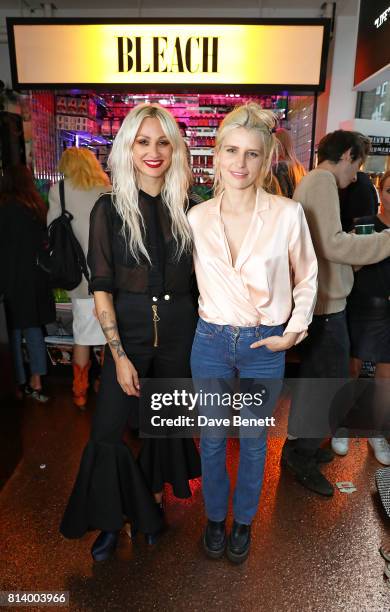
left=188, top=103, right=318, bottom=564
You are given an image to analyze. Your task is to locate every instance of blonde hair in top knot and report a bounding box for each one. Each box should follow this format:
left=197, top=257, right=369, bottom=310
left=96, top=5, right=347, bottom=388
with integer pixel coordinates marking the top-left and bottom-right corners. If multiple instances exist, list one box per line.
left=213, top=102, right=279, bottom=196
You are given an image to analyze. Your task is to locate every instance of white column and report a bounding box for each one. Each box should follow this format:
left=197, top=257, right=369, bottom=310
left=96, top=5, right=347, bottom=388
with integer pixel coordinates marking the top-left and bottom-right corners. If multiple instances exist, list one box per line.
left=326, top=13, right=360, bottom=133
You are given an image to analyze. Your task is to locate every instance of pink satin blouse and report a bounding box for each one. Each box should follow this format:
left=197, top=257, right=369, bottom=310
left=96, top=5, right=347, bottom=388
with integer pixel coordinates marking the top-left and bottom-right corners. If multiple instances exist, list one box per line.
left=187, top=189, right=318, bottom=344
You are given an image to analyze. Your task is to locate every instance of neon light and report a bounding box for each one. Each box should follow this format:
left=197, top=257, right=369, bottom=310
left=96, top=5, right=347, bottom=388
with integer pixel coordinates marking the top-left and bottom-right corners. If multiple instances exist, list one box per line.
left=12, top=23, right=325, bottom=87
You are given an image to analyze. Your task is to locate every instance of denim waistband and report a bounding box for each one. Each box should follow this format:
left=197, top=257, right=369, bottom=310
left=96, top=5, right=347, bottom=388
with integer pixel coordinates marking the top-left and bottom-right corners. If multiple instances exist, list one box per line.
left=198, top=318, right=283, bottom=337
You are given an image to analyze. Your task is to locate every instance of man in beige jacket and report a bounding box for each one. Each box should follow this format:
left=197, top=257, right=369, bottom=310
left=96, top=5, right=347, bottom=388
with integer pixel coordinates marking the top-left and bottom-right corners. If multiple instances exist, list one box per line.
left=282, top=130, right=390, bottom=496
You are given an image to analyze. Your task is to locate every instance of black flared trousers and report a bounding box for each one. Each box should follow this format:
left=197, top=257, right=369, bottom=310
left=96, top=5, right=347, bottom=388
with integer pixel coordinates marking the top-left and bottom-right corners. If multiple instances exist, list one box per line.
left=60, top=293, right=201, bottom=539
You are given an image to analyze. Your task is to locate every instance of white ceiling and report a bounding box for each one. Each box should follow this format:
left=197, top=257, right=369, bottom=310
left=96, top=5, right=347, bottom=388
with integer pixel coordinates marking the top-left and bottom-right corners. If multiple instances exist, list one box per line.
left=1, top=0, right=359, bottom=16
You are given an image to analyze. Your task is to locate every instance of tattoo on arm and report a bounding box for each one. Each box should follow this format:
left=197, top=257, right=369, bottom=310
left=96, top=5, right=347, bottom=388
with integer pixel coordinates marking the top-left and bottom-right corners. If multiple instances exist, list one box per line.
left=98, top=310, right=126, bottom=359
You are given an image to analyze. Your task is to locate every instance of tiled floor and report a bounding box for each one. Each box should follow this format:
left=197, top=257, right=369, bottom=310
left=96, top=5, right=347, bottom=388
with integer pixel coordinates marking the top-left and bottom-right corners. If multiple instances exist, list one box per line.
left=0, top=379, right=389, bottom=612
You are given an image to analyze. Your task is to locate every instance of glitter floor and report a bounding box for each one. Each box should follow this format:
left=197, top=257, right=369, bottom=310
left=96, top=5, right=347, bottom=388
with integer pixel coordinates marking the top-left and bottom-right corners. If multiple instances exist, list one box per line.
left=0, top=378, right=389, bottom=612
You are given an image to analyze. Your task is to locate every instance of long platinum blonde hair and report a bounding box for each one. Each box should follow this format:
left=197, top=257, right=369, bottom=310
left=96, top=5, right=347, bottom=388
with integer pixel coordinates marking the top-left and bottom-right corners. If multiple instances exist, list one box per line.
left=214, top=103, right=279, bottom=196
left=108, top=103, right=192, bottom=263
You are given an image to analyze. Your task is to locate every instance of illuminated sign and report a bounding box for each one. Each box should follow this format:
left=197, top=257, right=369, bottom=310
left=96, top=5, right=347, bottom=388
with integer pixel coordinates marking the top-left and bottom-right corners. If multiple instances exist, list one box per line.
left=7, top=19, right=330, bottom=91
left=355, top=1, right=390, bottom=87
left=369, top=135, right=390, bottom=155
left=117, top=36, right=219, bottom=74
left=374, top=6, right=390, bottom=28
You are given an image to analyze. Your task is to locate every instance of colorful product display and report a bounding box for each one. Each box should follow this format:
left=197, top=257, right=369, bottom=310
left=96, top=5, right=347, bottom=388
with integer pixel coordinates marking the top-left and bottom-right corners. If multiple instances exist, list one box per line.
left=56, top=95, right=98, bottom=135
left=56, top=96, right=96, bottom=117
left=30, top=92, right=58, bottom=183
left=53, top=93, right=294, bottom=186
left=27, top=91, right=315, bottom=190
left=56, top=115, right=97, bottom=133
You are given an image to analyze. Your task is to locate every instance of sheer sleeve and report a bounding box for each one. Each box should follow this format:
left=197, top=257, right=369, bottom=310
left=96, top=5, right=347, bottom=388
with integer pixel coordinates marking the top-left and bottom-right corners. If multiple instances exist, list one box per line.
left=87, top=195, right=115, bottom=294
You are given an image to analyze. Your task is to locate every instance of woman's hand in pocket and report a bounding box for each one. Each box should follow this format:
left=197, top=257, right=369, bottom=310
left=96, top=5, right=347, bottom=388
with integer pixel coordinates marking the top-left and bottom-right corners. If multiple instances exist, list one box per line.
left=250, top=332, right=299, bottom=352
left=115, top=356, right=140, bottom=397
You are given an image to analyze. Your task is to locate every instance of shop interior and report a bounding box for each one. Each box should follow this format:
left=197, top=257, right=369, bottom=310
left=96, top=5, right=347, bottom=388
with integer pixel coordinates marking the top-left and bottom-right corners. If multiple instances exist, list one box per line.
left=27, top=90, right=317, bottom=197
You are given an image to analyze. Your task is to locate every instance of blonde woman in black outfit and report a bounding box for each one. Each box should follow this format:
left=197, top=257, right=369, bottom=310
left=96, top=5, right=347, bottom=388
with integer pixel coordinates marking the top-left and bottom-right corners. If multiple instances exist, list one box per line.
left=60, top=103, right=201, bottom=561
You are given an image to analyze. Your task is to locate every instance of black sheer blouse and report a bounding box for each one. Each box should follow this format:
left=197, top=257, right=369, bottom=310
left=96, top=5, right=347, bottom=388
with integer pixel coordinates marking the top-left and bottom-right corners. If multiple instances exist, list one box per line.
left=88, top=190, right=193, bottom=296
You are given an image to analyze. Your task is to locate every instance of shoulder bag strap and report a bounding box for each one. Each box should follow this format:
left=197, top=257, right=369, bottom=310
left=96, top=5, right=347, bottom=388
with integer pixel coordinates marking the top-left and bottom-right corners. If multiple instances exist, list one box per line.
left=59, top=179, right=66, bottom=214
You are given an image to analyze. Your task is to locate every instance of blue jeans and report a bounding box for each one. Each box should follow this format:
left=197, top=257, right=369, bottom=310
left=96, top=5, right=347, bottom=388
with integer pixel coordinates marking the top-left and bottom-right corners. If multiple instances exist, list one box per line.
left=191, top=318, right=285, bottom=525
left=11, top=327, right=47, bottom=385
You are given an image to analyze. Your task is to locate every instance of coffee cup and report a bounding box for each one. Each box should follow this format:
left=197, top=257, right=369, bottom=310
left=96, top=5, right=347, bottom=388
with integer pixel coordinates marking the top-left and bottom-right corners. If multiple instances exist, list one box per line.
left=354, top=224, right=375, bottom=235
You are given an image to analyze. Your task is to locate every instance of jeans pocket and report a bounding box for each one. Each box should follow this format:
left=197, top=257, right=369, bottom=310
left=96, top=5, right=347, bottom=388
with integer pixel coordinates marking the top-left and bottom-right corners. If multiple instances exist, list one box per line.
left=263, top=344, right=279, bottom=354
left=262, top=343, right=285, bottom=356
left=196, top=330, right=214, bottom=339
left=196, top=319, right=215, bottom=339
left=260, top=325, right=285, bottom=354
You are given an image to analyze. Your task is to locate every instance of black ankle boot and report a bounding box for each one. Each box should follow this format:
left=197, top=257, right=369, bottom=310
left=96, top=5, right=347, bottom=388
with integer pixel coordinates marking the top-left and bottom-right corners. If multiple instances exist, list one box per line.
left=144, top=532, right=159, bottom=545
left=91, top=531, right=119, bottom=561
left=203, top=519, right=226, bottom=559
left=130, top=528, right=161, bottom=545
left=131, top=504, right=165, bottom=545
left=315, top=446, right=334, bottom=464
left=226, top=521, right=251, bottom=564
left=282, top=449, right=334, bottom=496
left=144, top=499, right=165, bottom=545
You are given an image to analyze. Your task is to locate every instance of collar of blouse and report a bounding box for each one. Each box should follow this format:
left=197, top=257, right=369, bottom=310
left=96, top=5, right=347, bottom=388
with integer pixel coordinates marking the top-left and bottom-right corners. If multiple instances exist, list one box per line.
left=207, top=188, right=272, bottom=272
left=207, top=187, right=271, bottom=217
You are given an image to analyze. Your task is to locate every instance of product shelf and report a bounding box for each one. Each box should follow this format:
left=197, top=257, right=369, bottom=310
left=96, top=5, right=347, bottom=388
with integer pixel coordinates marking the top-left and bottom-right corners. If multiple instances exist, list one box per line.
left=190, top=148, right=214, bottom=156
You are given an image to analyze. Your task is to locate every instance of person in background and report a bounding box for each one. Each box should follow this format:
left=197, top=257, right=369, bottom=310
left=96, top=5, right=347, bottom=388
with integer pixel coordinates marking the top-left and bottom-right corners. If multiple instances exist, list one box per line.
left=273, top=127, right=306, bottom=198
left=183, top=141, right=210, bottom=203
left=0, top=165, right=55, bottom=401
left=282, top=131, right=390, bottom=497
left=338, top=170, right=390, bottom=464
left=47, top=148, right=110, bottom=410
left=60, top=103, right=201, bottom=562
left=189, top=103, right=317, bottom=563
left=339, top=170, right=379, bottom=232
